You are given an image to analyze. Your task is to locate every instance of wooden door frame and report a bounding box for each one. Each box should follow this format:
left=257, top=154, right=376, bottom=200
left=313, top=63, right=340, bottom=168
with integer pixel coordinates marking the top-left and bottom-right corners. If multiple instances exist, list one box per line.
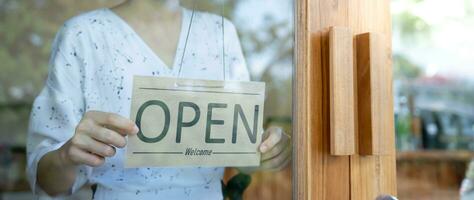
left=292, top=1, right=397, bottom=199
left=293, top=0, right=310, bottom=199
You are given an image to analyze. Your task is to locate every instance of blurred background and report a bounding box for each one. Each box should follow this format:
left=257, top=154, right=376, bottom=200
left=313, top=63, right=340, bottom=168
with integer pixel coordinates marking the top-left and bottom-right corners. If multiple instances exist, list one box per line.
left=1, top=0, right=474, bottom=200
left=392, top=0, right=474, bottom=199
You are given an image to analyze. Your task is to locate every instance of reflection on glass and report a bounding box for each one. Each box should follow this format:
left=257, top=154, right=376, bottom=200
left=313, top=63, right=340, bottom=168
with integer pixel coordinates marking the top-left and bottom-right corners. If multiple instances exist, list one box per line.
left=0, top=0, right=293, bottom=199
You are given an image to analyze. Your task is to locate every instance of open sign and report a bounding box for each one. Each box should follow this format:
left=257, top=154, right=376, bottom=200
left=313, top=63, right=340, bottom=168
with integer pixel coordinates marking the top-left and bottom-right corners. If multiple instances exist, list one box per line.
left=126, top=76, right=265, bottom=167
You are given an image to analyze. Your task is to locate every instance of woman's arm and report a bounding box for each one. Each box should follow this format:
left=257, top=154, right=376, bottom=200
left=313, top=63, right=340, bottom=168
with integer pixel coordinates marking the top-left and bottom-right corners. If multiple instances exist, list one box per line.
left=37, top=148, right=76, bottom=196
left=36, top=111, right=138, bottom=196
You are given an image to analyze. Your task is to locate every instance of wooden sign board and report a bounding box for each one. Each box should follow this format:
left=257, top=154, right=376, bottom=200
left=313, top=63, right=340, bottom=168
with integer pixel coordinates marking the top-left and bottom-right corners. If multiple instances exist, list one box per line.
left=126, top=76, right=265, bottom=167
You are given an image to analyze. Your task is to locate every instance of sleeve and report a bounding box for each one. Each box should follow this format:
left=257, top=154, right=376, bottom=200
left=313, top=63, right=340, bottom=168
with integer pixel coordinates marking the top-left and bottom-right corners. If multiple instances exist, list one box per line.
left=26, top=20, right=92, bottom=196
left=224, top=20, right=251, bottom=82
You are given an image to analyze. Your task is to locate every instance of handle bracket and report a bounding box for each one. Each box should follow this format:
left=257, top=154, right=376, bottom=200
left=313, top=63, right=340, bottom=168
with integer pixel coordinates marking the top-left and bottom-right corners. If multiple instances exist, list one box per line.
left=329, top=26, right=356, bottom=156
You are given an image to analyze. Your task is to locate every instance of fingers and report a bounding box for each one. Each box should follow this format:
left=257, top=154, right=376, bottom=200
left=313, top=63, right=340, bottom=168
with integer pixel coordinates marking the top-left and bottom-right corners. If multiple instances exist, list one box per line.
left=259, top=127, right=283, bottom=153
left=76, top=115, right=128, bottom=148
left=67, top=145, right=105, bottom=167
left=258, top=126, right=292, bottom=171
left=71, top=135, right=115, bottom=157
left=260, top=127, right=283, bottom=153
left=88, top=126, right=127, bottom=148
left=66, top=111, right=137, bottom=168
left=260, top=144, right=291, bottom=171
left=261, top=134, right=290, bottom=161
left=274, top=154, right=291, bottom=171
left=84, top=111, right=139, bottom=135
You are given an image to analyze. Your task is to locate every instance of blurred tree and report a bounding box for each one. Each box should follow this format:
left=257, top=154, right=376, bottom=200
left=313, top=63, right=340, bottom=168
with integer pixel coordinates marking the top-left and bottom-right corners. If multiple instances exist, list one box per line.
left=392, top=0, right=430, bottom=80
left=465, top=0, right=474, bottom=15
left=0, top=0, right=120, bottom=104
left=393, top=53, right=423, bottom=80
left=393, top=10, right=431, bottom=43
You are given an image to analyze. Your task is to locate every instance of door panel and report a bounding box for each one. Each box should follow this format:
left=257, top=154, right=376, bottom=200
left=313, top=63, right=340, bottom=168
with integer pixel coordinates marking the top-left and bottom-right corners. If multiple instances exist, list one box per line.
left=295, top=0, right=396, bottom=199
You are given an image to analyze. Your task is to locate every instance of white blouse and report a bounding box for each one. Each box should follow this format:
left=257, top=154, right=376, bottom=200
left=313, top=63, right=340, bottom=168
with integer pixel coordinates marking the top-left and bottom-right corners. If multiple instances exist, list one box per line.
left=27, top=7, right=249, bottom=200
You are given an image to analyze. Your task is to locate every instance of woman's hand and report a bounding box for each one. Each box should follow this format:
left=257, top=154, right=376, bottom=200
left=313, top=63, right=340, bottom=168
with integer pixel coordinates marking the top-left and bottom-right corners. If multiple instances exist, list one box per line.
left=237, top=126, right=291, bottom=174
left=38, top=111, right=138, bottom=196
left=58, top=111, right=139, bottom=167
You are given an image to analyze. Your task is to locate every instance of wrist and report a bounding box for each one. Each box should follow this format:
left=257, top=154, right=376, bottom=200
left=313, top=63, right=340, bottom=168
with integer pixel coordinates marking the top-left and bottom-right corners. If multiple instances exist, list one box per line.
left=55, top=146, right=76, bottom=169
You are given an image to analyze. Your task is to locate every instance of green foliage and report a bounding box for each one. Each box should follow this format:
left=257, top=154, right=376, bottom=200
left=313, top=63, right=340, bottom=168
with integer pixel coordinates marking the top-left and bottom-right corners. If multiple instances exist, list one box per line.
left=393, top=53, right=423, bottom=79
left=392, top=0, right=431, bottom=80
left=393, top=11, right=431, bottom=43
left=465, top=0, right=474, bottom=15
left=395, top=114, right=412, bottom=136
left=0, top=1, right=50, bottom=103
left=0, top=104, right=31, bottom=145
left=0, top=0, right=118, bottom=104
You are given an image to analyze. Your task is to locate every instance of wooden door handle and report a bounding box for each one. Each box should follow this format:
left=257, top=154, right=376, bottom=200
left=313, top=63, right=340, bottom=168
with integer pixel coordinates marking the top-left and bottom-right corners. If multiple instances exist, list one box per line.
left=329, top=26, right=356, bottom=156
left=356, top=32, right=391, bottom=156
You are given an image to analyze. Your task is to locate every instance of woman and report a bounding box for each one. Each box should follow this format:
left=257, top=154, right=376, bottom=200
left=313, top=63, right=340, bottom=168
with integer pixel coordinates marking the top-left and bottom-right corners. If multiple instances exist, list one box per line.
left=27, top=0, right=291, bottom=199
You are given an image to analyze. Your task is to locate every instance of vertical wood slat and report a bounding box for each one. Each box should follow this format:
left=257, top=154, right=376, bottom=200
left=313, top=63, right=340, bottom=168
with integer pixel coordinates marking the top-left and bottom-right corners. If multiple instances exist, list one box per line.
left=308, top=0, right=352, bottom=199
left=349, top=1, right=397, bottom=199
left=347, top=0, right=397, bottom=199
left=294, top=0, right=309, bottom=199
left=329, top=26, right=356, bottom=156
left=356, top=32, right=390, bottom=156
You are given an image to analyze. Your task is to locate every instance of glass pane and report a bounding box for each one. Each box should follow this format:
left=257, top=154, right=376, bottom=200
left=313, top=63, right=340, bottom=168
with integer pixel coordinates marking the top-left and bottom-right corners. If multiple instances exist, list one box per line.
left=392, top=0, right=474, bottom=199
left=0, top=0, right=293, bottom=199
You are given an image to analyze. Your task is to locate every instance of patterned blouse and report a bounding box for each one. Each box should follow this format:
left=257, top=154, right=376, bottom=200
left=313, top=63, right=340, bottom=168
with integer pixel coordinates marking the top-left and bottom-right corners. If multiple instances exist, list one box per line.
left=27, top=7, right=249, bottom=200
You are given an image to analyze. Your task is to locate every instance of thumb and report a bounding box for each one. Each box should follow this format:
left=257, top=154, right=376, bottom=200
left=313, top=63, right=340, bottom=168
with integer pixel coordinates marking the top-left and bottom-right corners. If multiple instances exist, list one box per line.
left=259, top=127, right=282, bottom=153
